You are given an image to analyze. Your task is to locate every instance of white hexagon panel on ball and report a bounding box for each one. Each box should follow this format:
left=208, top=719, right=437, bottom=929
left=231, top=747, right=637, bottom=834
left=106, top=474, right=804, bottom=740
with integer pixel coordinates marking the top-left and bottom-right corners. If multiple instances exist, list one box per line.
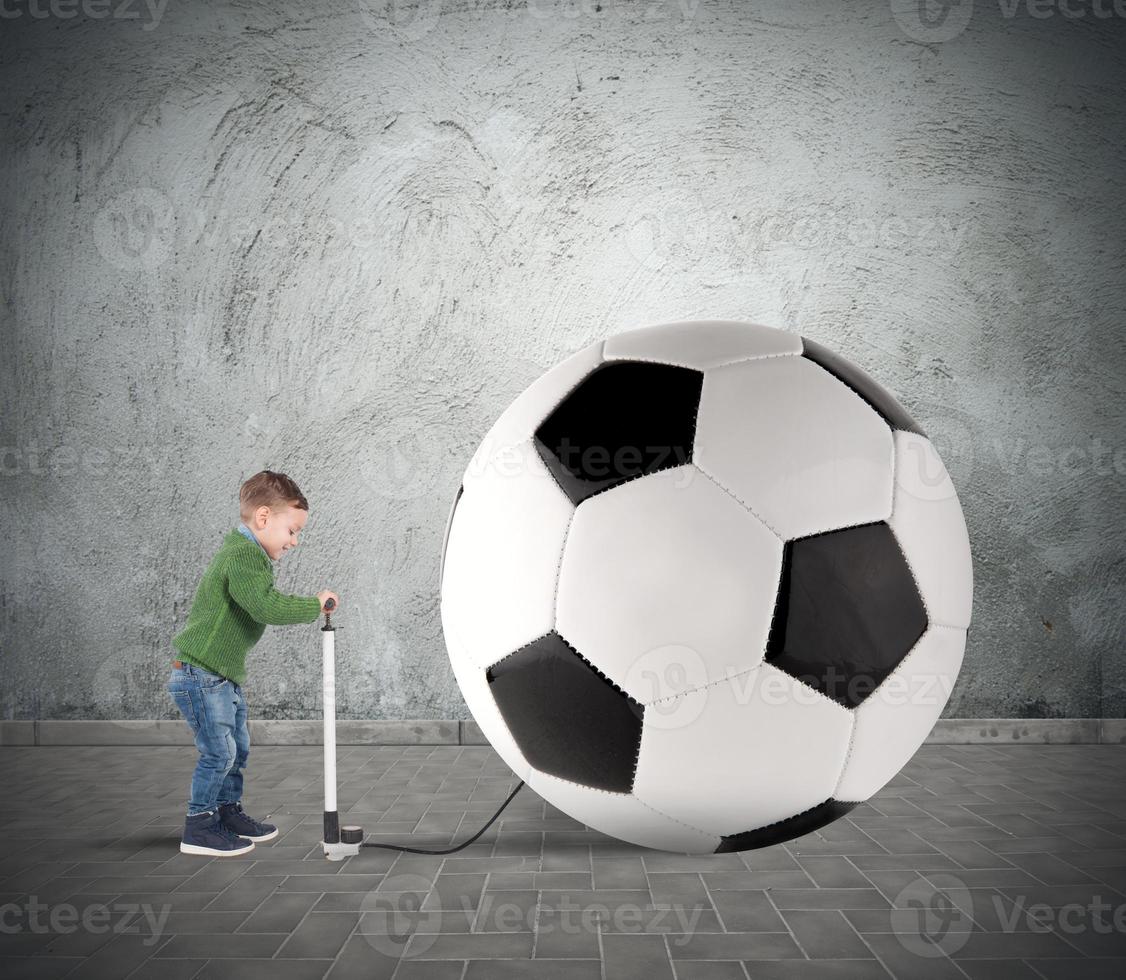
left=440, top=320, right=973, bottom=854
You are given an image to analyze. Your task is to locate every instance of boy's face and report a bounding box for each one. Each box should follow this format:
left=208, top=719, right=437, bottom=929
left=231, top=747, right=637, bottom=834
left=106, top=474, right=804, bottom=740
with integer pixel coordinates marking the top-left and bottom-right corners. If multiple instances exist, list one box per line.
left=247, top=503, right=308, bottom=560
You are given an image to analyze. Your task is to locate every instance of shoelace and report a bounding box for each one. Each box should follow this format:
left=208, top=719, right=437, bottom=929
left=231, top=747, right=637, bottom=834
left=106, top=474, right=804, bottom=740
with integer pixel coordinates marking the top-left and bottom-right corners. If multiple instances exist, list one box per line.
left=216, top=818, right=249, bottom=843
left=225, top=803, right=267, bottom=834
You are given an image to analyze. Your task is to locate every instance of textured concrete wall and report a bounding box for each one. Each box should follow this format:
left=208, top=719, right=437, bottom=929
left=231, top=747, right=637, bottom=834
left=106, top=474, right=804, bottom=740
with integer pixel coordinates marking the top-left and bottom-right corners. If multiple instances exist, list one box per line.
left=1, top=0, right=1124, bottom=722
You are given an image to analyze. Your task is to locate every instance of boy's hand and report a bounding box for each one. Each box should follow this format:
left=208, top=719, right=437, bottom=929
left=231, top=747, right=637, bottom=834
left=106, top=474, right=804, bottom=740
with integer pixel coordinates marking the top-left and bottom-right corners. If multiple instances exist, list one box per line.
left=317, top=590, right=340, bottom=613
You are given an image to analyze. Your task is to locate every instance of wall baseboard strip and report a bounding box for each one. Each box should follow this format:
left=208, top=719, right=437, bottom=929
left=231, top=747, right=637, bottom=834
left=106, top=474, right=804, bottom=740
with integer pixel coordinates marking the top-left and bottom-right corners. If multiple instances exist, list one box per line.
left=0, top=718, right=1123, bottom=747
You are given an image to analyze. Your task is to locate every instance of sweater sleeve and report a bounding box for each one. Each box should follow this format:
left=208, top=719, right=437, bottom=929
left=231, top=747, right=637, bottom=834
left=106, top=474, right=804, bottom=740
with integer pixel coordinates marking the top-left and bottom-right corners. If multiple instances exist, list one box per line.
left=226, top=548, right=322, bottom=626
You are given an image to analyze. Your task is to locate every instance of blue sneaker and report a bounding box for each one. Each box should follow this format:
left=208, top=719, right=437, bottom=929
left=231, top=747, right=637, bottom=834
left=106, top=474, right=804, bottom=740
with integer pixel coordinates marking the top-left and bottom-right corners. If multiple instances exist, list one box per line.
left=218, top=802, right=279, bottom=842
left=180, top=810, right=255, bottom=857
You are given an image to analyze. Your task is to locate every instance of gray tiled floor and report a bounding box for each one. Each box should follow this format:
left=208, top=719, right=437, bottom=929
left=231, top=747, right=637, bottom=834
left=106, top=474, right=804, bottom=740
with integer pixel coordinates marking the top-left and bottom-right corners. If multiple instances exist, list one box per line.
left=0, top=743, right=1124, bottom=979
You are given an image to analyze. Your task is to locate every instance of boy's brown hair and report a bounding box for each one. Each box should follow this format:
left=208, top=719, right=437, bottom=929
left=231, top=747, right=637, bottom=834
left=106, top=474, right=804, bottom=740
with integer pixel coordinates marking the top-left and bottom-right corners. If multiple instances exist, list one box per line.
left=239, top=470, right=309, bottom=522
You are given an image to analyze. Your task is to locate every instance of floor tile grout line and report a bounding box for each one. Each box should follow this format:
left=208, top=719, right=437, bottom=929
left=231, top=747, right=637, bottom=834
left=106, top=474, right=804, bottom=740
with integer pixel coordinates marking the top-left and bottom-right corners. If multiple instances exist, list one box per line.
left=267, top=885, right=328, bottom=960
left=762, top=881, right=810, bottom=960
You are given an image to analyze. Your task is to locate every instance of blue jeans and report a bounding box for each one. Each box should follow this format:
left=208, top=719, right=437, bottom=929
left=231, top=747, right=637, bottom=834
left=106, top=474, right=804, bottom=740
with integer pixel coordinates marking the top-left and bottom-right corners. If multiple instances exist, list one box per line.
left=167, top=662, right=250, bottom=816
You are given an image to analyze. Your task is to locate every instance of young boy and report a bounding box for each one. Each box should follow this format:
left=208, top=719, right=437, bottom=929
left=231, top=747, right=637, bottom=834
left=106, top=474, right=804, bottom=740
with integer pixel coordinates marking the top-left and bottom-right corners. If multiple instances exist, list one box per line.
left=168, top=470, right=339, bottom=856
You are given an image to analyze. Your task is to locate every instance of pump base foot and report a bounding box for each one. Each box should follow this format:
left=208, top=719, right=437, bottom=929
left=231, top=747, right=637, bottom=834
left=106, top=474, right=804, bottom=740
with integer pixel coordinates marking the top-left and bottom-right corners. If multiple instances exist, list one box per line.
left=322, top=840, right=362, bottom=861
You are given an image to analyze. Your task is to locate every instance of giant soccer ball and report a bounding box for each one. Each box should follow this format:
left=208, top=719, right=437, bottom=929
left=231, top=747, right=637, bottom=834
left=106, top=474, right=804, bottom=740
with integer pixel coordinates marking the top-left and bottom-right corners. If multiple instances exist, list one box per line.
left=440, top=320, right=972, bottom=853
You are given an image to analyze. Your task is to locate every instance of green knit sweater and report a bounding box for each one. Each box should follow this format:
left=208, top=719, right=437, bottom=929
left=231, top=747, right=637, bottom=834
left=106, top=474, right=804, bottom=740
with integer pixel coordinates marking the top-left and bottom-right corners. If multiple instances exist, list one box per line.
left=172, top=530, right=322, bottom=685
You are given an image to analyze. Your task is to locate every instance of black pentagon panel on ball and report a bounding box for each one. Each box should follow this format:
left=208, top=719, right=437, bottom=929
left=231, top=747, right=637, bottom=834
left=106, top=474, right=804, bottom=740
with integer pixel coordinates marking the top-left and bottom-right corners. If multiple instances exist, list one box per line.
left=765, top=522, right=928, bottom=709
left=486, top=631, right=644, bottom=793
left=714, top=799, right=859, bottom=853
left=801, top=337, right=925, bottom=436
left=533, top=361, right=704, bottom=506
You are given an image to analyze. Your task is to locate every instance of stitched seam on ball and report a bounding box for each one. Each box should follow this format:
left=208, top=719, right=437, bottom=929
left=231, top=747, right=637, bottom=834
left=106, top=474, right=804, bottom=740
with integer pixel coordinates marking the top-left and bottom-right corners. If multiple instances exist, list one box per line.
left=643, top=660, right=851, bottom=716
left=553, top=631, right=643, bottom=709
left=603, top=349, right=800, bottom=371
left=887, top=426, right=897, bottom=524
left=552, top=510, right=577, bottom=622
left=579, top=461, right=697, bottom=506
left=793, top=516, right=890, bottom=541
left=706, top=347, right=804, bottom=370
left=692, top=463, right=784, bottom=542
left=832, top=710, right=860, bottom=801
left=857, top=627, right=931, bottom=706
left=484, top=630, right=556, bottom=673
left=801, top=349, right=903, bottom=527
left=534, top=769, right=630, bottom=798
left=832, top=624, right=963, bottom=798
left=766, top=662, right=857, bottom=713
left=801, top=341, right=911, bottom=436
left=763, top=537, right=790, bottom=678
left=888, top=515, right=932, bottom=628
left=602, top=353, right=701, bottom=369
left=629, top=726, right=643, bottom=789
left=891, top=625, right=964, bottom=690
left=536, top=771, right=716, bottom=840
left=643, top=666, right=759, bottom=707
left=687, top=370, right=702, bottom=458
left=739, top=797, right=849, bottom=835
left=631, top=794, right=717, bottom=840
left=477, top=341, right=607, bottom=469
left=531, top=437, right=574, bottom=506
left=553, top=631, right=647, bottom=791
left=888, top=435, right=965, bottom=631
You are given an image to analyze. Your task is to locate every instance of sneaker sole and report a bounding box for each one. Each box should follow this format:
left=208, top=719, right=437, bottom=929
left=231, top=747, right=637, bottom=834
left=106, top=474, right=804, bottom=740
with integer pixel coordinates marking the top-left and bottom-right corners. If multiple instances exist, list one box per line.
left=180, top=840, right=256, bottom=856
left=236, top=828, right=279, bottom=843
